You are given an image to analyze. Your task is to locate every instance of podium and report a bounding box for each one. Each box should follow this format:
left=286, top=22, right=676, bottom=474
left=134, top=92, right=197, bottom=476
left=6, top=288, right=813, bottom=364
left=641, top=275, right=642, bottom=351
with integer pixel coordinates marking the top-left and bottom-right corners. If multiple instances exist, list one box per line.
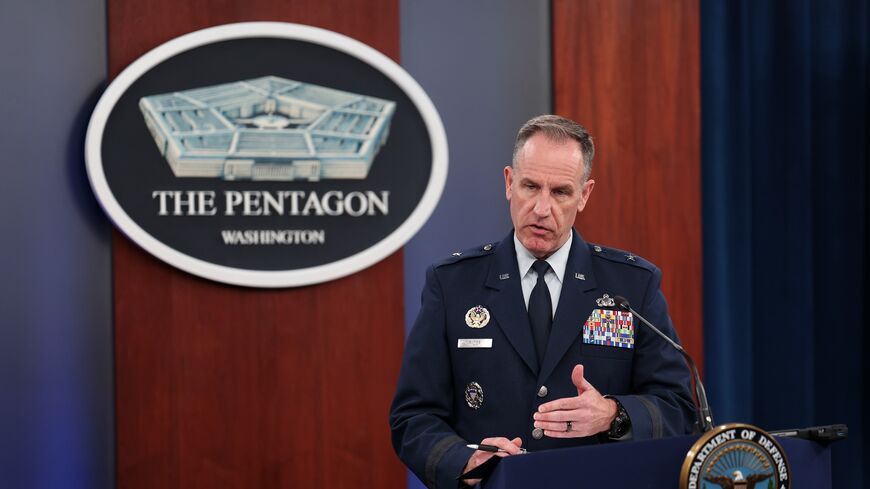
left=483, top=435, right=832, bottom=488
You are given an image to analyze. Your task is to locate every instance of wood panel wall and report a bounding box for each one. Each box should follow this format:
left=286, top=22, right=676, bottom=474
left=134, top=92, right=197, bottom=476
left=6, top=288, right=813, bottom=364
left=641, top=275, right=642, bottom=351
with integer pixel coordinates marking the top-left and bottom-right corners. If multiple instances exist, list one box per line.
left=107, top=2, right=405, bottom=487
left=553, top=0, right=703, bottom=369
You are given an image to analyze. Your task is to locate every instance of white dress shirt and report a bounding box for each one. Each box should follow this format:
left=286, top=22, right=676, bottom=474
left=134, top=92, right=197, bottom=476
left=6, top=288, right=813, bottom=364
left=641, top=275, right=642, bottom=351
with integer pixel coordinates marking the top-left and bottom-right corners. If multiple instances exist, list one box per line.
left=514, top=232, right=572, bottom=318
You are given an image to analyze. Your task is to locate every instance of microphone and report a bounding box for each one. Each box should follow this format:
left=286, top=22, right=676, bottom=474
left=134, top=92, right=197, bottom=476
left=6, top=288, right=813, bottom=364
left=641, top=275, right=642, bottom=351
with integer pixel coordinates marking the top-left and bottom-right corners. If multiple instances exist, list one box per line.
left=613, top=295, right=714, bottom=433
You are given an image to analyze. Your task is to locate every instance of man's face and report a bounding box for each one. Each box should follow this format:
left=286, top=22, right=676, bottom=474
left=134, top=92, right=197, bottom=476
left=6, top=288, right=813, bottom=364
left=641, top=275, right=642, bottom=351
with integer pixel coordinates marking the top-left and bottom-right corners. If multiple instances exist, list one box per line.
left=505, top=133, right=595, bottom=259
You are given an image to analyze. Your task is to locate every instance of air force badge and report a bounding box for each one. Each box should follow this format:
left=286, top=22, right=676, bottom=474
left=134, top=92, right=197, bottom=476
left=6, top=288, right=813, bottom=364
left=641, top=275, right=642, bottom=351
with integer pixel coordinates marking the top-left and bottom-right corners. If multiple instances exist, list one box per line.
left=595, top=294, right=616, bottom=307
left=465, top=382, right=484, bottom=409
left=465, top=306, right=490, bottom=328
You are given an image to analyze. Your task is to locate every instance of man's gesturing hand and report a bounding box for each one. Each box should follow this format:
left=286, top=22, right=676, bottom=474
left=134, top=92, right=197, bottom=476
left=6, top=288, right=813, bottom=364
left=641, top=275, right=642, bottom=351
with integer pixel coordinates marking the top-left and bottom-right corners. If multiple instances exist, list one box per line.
left=532, top=364, right=617, bottom=438
left=461, top=436, right=523, bottom=486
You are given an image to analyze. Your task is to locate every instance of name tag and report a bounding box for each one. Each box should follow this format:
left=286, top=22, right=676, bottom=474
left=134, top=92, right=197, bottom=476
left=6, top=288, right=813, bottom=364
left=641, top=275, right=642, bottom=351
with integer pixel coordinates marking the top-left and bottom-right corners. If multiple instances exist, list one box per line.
left=458, top=338, right=493, bottom=349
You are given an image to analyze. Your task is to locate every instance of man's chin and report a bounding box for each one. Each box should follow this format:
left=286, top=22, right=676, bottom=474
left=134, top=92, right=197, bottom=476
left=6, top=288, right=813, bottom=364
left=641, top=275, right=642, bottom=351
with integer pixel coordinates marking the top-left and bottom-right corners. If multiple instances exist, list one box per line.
left=519, top=237, right=554, bottom=258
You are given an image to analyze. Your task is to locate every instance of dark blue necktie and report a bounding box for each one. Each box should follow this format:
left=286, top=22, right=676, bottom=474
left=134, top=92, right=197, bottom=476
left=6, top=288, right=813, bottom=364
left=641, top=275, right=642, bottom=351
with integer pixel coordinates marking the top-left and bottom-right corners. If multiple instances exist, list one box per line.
left=528, top=259, right=552, bottom=363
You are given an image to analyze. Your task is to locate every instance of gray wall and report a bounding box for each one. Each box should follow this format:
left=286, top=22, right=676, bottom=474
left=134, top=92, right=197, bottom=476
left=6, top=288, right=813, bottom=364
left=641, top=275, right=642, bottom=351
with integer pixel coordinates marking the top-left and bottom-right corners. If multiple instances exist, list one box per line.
left=0, top=1, right=114, bottom=487
left=400, top=1, right=551, bottom=487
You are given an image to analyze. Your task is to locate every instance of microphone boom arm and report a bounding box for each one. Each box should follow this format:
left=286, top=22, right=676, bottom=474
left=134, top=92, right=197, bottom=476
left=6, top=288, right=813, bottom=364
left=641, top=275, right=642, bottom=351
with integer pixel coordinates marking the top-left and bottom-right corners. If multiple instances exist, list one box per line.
left=614, top=296, right=714, bottom=433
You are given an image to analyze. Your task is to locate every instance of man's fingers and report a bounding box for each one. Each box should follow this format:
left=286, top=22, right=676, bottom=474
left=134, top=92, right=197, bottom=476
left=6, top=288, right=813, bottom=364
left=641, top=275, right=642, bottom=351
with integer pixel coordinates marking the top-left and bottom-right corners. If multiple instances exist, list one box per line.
left=571, top=364, right=585, bottom=391
left=533, top=409, right=578, bottom=422
left=479, top=436, right=523, bottom=455
left=464, top=435, right=519, bottom=482
left=537, top=396, right=581, bottom=413
left=533, top=419, right=574, bottom=432
left=572, top=364, right=595, bottom=393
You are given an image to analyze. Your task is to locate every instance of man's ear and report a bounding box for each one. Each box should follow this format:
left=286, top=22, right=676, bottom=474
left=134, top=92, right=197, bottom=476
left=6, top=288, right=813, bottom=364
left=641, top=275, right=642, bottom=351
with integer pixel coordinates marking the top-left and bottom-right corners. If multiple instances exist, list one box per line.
left=504, top=166, right=514, bottom=201
left=577, top=179, right=595, bottom=212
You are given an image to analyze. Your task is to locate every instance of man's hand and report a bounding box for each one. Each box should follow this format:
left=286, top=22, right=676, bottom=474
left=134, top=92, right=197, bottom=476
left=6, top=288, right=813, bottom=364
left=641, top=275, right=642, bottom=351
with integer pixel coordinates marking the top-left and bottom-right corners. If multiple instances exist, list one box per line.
left=533, top=364, right=617, bottom=437
left=461, top=436, right=523, bottom=486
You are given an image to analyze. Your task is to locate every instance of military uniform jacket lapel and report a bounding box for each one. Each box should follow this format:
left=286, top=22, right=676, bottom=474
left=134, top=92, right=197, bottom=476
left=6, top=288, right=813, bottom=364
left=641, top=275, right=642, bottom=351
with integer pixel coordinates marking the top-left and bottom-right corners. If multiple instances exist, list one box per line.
left=537, top=230, right=599, bottom=384
left=484, top=232, right=539, bottom=375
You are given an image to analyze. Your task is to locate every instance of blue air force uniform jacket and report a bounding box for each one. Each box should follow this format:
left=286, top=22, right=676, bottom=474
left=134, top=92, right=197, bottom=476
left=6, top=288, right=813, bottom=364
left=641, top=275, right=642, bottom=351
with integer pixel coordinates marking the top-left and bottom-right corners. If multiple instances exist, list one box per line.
left=389, top=230, right=695, bottom=488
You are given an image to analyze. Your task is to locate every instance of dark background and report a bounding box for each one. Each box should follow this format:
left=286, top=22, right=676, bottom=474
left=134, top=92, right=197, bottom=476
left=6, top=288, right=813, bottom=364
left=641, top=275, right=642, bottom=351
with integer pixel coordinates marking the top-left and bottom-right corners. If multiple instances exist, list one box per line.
left=701, top=1, right=869, bottom=486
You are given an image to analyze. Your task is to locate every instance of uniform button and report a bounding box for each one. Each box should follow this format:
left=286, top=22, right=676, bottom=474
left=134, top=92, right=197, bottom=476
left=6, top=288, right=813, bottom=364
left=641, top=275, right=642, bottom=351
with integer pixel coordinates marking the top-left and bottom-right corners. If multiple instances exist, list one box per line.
left=537, top=385, right=548, bottom=398
left=532, top=428, right=544, bottom=440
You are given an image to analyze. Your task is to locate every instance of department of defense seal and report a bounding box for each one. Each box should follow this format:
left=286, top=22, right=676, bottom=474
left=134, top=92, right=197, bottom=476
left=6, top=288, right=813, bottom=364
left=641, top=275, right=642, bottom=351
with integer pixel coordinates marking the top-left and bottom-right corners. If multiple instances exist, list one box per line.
left=465, top=306, right=490, bottom=328
left=680, top=423, right=790, bottom=489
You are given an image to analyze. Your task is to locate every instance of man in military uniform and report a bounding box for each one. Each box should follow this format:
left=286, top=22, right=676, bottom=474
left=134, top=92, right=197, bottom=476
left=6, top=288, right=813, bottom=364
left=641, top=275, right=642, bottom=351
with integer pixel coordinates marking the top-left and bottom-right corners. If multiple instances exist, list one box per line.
left=389, top=115, right=695, bottom=488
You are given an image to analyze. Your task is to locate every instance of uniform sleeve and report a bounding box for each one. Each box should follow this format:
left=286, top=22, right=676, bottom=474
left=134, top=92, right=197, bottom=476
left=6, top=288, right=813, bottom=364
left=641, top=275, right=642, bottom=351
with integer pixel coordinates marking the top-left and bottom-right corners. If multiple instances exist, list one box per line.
left=390, top=265, right=474, bottom=489
left=611, top=267, right=696, bottom=439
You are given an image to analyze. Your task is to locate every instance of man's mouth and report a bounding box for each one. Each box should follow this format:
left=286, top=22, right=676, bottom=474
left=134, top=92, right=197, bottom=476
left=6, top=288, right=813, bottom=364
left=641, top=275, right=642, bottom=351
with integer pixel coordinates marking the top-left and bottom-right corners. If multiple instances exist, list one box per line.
left=527, top=224, right=551, bottom=235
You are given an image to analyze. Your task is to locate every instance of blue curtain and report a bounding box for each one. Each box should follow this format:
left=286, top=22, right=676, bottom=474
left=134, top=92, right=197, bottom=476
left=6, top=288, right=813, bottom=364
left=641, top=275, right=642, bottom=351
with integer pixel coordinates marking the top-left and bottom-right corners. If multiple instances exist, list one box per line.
left=701, top=0, right=868, bottom=486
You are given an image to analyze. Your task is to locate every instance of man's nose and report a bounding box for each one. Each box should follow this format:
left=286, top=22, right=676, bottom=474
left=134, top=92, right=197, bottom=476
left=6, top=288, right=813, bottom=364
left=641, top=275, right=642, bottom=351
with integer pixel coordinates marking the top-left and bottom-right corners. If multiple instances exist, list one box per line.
left=533, top=193, right=552, bottom=217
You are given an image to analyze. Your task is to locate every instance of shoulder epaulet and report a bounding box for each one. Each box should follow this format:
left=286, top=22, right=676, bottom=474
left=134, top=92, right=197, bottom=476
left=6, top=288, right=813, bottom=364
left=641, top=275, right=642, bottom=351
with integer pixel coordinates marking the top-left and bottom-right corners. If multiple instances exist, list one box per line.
left=588, top=243, right=658, bottom=272
left=433, top=241, right=497, bottom=268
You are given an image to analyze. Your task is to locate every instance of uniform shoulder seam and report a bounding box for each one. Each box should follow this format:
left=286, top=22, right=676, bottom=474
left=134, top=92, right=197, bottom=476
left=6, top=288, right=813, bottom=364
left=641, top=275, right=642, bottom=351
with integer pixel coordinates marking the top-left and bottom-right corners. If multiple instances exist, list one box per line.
left=432, top=241, right=498, bottom=268
left=587, top=243, right=658, bottom=272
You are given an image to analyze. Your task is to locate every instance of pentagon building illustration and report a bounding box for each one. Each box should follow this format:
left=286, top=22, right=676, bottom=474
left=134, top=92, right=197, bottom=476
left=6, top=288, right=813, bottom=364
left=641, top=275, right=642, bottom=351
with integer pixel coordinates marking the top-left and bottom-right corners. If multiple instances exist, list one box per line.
left=139, top=76, right=396, bottom=181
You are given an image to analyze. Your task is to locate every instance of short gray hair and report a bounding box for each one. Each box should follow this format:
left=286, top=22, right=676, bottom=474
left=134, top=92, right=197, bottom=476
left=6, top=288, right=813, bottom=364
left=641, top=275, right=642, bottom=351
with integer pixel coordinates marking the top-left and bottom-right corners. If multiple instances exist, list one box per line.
left=511, top=114, right=595, bottom=181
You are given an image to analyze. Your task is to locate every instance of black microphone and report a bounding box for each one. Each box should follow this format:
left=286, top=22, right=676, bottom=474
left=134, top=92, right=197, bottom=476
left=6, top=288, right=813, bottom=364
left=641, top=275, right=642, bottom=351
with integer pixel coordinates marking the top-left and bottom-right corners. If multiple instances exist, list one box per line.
left=613, top=295, right=714, bottom=433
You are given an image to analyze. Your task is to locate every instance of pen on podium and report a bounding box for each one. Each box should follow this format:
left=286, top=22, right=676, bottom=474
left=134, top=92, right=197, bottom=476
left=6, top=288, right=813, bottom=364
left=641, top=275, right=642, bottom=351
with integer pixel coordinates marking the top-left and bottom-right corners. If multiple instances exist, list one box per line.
left=466, top=444, right=528, bottom=454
